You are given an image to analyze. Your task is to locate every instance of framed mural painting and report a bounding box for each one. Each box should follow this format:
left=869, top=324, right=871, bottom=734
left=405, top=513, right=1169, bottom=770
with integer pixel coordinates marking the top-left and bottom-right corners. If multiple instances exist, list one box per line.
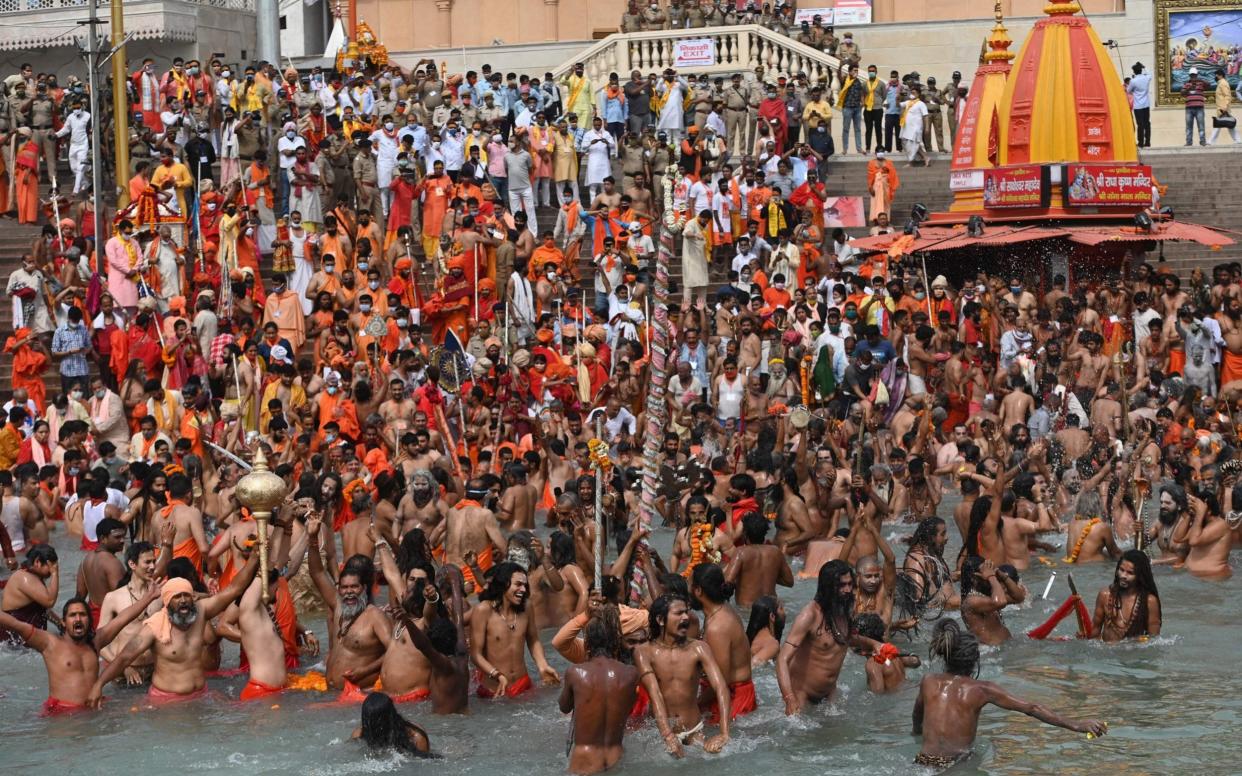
left=1155, top=0, right=1242, bottom=105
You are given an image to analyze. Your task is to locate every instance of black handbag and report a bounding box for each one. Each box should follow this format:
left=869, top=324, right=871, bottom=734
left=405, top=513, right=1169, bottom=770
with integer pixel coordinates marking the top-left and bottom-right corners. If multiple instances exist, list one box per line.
left=1213, top=112, right=1236, bottom=128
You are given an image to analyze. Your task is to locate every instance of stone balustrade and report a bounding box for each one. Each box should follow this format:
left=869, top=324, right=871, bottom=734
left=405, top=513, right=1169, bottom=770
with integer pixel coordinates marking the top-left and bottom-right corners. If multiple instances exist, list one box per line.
left=553, top=24, right=843, bottom=85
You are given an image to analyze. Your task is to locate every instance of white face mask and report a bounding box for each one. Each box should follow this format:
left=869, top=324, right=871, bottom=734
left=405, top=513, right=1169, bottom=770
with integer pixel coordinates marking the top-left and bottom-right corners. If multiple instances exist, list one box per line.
left=369, top=280, right=380, bottom=290
left=325, top=265, right=335, bottom=274
left=384, top=121, right=395, bottom=131
left=286, top=131, right=296, bottom=139
left=360, top=303, right=372, bottom=313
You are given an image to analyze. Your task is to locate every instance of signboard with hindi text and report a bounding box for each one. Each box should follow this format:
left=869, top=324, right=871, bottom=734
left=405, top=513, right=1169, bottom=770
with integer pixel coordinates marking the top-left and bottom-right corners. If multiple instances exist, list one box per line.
left=1062, top=164, right=1154, bottom=208
left=832, top=0, right=872, bottom=25
left=982, top=165, right=1050, bottom=210
left=795, top=7, right=835, bottom=24
left=672, top=39, right=717, bottom=68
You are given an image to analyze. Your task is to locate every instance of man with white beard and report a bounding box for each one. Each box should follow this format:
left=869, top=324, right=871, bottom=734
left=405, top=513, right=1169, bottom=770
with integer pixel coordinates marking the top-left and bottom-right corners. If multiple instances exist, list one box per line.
left=87, top=554, right=258, bottom=706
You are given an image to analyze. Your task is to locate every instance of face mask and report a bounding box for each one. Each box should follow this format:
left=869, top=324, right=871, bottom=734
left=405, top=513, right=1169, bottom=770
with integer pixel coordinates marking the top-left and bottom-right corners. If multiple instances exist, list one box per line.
left=324, top=265, right=335, bottom=274
left=360, top=303, right=372, bottom=313
left=68, top=467, right=81, bottom=476
left=869, top=72, right=877, bottom=80
left=914, top=292, right=926, bottom=301
left=845, top=310, right=857, bottom=320
left=397, top=320, right=408, bottom=329
left=286, top=131, right=296, bottom=139
left=433, top=141, right=441, bottom=149
left=324, top=432, right=336, bottom=442
left=384, top=121, right=395, bottom=131
left=1009, top=285, right=1021, bottom=294
left=71, top=390, right=83, bottom=400
left=222, top=70, right=231, bottom=78
left=369, top=280, right=381, bottom=290
left=95, top=389, right=105, bottom=399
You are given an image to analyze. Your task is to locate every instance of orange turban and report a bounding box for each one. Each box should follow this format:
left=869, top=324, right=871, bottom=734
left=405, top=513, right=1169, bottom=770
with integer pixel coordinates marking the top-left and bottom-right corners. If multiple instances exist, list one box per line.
left=395, top=257, right=414, bottom=271
left=447, top=253, right=469, bottom=273
left=536, top=329, right=554, bottom=344
left=479, top=278, right=496, bottom=294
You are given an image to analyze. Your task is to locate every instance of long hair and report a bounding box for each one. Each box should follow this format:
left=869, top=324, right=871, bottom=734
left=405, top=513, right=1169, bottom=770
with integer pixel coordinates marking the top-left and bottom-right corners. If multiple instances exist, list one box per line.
left=814, top=560, right=855, bottom=645
left=359, top=692, right=434, bottom=758
left=396, top=528, right=430, bottom=576
left=549, top=530, right=576, bottom=569
left=929, top=618, right=979, bottom=677
left=963, top=497, right=997, bottom=557
left=746, top=595, right=784, bottom=644
left=648, top=593, right=680, bottom=640
left=60, top=597, right=96, bottom=649
left=1110, top=549, right=1160, bottom=638
left=478, top=562, right=526, bottom=611
left=959, top=555, right=990, bottom=599
left=691, top=562, right=734, bottom=605
left=585, top=606, right=623, bottom=660
left=909, top=516, right=945, bottom=557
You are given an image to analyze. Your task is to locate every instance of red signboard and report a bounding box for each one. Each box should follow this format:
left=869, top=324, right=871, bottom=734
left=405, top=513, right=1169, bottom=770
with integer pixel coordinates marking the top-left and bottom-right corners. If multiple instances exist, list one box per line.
left=1063, top=164, right=1154, bottom=208
left=982, top=165, right=1050, bottom=209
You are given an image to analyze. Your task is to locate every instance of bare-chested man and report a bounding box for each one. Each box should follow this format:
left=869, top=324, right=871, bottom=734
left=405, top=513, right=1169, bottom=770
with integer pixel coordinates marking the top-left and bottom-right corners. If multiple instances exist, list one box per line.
left=1172, top=490, right=1234, bottom=579
left=159, top=473, right=210, bottom=574
left=777, top=560, right=881, bottom=714
left=306, top=517, right=393, bottom=692
left=234, top=568, right=291, bottom=700
left=470, top=561, right=560, bottom=698
left=88, top=554, right=258, bottom=706
left=498, top=462, right=539, bottom=531
left=75, top=517, right=127, bottom=627
left=0, top=588, right=159, bottom=713
left=912, top=618, right=1106, bottom=769
left=635, top=594, right=731, bottom=757
left=724, top=514, right=792, bottom=607
left=959, top=557, right=1025, bottom=646
left=559, top=613, right=640, bottom=775
left=1092, top=550, right=1162, bottom=643
left=379, top=377, right=417, bottom=437
left=399, top=469, right=449, bottom=535
left=442, top=478, right=508, bottom=588
left=691, top=563, right=756, bottom=722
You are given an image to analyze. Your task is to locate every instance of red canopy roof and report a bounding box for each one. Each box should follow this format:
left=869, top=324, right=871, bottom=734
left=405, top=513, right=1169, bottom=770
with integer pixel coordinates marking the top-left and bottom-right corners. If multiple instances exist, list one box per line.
left=849, top=220, right=1234, bottom=255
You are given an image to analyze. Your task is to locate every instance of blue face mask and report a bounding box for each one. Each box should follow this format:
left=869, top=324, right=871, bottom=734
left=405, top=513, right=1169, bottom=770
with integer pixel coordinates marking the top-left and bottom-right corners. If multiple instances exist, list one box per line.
left=326, top=386, right=338, bottom=396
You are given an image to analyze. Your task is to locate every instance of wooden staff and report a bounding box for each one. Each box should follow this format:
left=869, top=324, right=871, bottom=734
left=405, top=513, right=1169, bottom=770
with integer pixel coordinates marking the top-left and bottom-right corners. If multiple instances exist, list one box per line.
left=7, top=134, right=15, bottom=207
left=434, top=403, right=466, bottom=481
left=920, top=254, right=933, bottom=318
left=231, top=352, right=245, bottom=431
left=593, top=414, right=604, bottom=592
left=473, top=244, right=480, bottom=320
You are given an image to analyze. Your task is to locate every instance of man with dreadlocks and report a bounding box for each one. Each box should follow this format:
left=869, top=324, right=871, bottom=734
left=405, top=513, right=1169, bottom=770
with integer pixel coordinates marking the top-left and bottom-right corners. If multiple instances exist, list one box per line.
left=0, top=588, right=160, bottom=713
left=776, top=560, right=882, bottom=714
left=1092, top=550, right=1162, bottom=643
left=912, top=618, right=1107, bottom=768
left=901, top=517, right=959, bottom=615
left=559, top=607, right=640, bottom=775
left=471, top=561, right=561, bottom=699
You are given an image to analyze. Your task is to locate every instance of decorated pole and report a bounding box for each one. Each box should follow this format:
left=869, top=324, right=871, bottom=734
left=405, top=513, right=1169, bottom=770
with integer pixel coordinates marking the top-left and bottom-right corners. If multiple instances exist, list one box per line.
left=638, top=164, right=688, bottom=537
left=593, top=415, right=605, bottom=591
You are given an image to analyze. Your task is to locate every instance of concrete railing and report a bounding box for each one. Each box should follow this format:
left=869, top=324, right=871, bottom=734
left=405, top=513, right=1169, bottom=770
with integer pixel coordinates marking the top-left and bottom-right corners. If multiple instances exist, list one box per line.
left=552, top=24, right=843, bottom=84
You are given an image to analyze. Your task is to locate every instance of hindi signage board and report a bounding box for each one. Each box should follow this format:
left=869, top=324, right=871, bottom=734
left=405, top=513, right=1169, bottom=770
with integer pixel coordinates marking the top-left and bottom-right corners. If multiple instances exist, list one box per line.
left=982, top=165, right=1050, bottom=209
left=1063, top=163, right=1154, bottom=208
left=672, top=39, right=717, bottom=68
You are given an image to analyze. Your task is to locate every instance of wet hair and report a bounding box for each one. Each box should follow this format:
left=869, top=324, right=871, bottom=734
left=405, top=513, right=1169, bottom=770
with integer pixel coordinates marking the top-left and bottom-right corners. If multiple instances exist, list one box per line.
left=746, top=595, right=784, bottom=644
left=478, top=562, right=526, bottom=612
left=166, top=557, right=208, bottom=593
left=1109, top=549, right=1160, bottom=639
left=909, top=516, right=946, bottom=556
left=359, top=692, right=433, bottom=758
left=549, top=530, right=576, bottom=568
left=648, top=593, right=683, bottom=640
left=96, top=517, right=126, bottom=541
left=341, top=555, right=376, bottom=600
left=585, top=610, right=622, bottom=660
left=741, top=511, right=769, bottom=545
left=853, top=612, right=886, bottom=643
left=929, top=618, right=979, bottom=676
left=1011, top=472, right=1037, bottom=501
left=960, top=555, right=991, bottom=598
left=729, top=472, right=756, bottom=497
left=814, top=560, right=855, bottom=644
left=426, top=617, right=459, bottom=656
left=964, top=497, right=999, bottom=557
left=24, top=544, right=58, bottom=568
left=691, top=563, right=734, bottom=605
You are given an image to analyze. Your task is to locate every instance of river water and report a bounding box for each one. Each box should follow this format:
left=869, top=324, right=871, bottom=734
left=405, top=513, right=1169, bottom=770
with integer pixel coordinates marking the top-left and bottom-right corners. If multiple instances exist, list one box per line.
left=1, top=502, right=1238, bottom=776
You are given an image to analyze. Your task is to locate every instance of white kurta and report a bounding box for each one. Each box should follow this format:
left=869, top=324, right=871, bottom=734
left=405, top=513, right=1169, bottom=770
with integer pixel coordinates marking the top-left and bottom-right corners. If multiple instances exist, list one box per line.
left=681, top=217, right=709, bottom=289
left=289, top=229, right=314, bottom=315
left=901, top=100, right=928, bottom=144
left=582, top=130, right=615, bottom=186
left=657, top=80, right=687, bottom=131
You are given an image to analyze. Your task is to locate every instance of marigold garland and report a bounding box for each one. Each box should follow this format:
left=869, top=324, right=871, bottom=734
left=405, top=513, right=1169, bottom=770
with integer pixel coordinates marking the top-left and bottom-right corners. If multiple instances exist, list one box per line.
left=1063, top=517, right=1100, bottom=564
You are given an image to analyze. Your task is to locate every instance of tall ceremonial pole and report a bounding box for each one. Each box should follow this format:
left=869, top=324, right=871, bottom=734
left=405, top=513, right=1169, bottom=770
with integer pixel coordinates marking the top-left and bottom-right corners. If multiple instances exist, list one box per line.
left=110, top=0, right=129, bottom=208
left=638, top=164, right=687, bottom=536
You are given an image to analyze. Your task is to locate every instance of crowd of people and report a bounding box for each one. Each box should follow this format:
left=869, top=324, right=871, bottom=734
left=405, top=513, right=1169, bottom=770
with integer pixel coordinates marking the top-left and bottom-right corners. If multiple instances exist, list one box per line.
left=0, top=35, right=1236, bottom=775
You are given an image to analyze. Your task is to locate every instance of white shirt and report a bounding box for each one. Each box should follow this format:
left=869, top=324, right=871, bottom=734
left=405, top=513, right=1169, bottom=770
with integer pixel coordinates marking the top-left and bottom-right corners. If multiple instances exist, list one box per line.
left=1127, top=72, right=1152, bottom=110
left=277, top=134, right=306, bottom=169
left=688, top=179, right=711, bottom=213
left=441, top=132, right=465, bottom=170
left=56, top=110, right=91, bottom=146
left=1132, top=307, right=1161, bottom=344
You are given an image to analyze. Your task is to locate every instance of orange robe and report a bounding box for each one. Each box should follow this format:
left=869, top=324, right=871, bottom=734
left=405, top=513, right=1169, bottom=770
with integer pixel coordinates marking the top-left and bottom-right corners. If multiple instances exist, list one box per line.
left=528, top=245, right=565, bottom=280
left=316, top=391, right=362, bottom=441
left=4, top=329, right=48, bottom=413
left=15, top=140, right=39, bottom=225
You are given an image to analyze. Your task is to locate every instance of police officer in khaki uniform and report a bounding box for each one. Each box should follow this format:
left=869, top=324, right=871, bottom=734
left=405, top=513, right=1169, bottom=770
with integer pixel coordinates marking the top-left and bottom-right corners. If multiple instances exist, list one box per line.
left=685, top=0, right=706, bottom=28
left=621, top=2, right=643, bottom=32
left=421, top=65, right=447, bottom=112
left=353, top=137, right=383, bottom=230
left=943, top=70, right=964, bottom=143
left=23, top=82, right=57, bottom=183
left=923, top=75, right=945, bottom=153
left=667, top=0, right=687, bottom=29
left=640, top=1, right=666, bottom=30
left=837, top=31, right=860, bottom=67
left=747, top=66, right=764, bottom=153
left=724, top=74, right=749, bottom=156
left=692, top=76, right=713, bottom=131
left=705, top=0, right=727, bottom=26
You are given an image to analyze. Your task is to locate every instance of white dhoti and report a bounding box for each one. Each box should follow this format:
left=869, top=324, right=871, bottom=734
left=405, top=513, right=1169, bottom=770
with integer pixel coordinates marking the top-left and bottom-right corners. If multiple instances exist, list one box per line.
left=290, top=255, right=314, bottom=315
